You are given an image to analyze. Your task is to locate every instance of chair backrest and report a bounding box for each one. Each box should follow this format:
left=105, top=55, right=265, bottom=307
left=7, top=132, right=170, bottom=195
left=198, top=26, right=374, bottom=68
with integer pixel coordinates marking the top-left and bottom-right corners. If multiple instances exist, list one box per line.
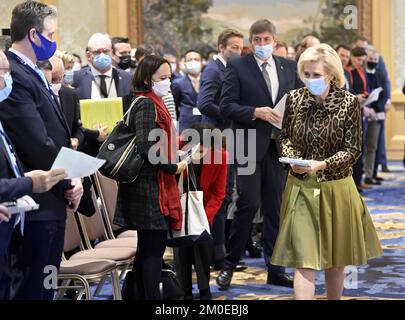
left=64, top=211, right=84, bottom=252
left=93, top=172, right=120, bottom=236
left=77, top=185, right=110, bottom=248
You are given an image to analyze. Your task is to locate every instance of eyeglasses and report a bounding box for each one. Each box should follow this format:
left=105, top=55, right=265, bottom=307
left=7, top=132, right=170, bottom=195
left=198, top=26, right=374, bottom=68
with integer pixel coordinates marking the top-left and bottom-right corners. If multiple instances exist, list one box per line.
left=90, top=49, right=111, bottom=55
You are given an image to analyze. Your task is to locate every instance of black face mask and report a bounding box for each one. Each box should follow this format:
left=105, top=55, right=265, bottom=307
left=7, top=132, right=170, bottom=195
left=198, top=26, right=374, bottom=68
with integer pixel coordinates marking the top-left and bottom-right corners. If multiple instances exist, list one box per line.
left=130, top=59, right=137, bottom=69
left=118, top=55, right=132, bottom=70
left=367, top=62, right=378, bottom=70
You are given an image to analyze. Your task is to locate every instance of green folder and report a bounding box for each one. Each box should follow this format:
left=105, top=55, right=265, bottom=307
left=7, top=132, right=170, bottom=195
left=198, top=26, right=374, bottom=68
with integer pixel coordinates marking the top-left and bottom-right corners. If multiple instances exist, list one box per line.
left=80, top=98, right=123, bottom=133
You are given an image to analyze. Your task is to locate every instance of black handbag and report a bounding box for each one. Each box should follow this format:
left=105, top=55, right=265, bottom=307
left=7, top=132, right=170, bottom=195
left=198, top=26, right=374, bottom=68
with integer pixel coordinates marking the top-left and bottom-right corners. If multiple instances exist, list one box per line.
left=97, top=96, right=146, bottom=183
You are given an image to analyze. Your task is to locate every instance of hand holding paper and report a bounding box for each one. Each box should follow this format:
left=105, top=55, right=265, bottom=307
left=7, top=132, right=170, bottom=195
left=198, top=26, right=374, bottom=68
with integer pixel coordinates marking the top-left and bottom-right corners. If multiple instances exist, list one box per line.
left=270, top=94, right=287, bottom=129
left=51, top=147, right=106, bottom=179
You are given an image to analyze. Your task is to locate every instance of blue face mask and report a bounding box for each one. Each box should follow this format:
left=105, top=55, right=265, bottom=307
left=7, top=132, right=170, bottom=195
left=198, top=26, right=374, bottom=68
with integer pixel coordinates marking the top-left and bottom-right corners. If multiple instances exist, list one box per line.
left=64, top=70, right=74, bottom=84
left=0, top=73, right=13, bottom=102
left=304, top=77, right=328, bottom=96
left=30, top=30, right=57, bottom=61
left=93, top=53, right=112, bottom=70
left=254, top=44, right=273, bottom=61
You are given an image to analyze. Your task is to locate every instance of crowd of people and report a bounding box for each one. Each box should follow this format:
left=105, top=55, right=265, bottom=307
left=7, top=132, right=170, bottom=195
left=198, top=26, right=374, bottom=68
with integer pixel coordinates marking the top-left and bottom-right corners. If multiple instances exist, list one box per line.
left=0, top=0, right=399, bottom=301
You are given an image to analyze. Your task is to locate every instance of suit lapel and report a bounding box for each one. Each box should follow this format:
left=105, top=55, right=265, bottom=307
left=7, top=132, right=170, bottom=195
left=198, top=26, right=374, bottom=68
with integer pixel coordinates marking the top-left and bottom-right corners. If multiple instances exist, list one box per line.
left=274, top=56, right=288, bottom=104
left=215, top=58, right=226, bottom=72
left=112, top=68, right=121, bottom=96
left=84, top=68, right=93, bottom=99
left=247, top=54, right=272, bottom=102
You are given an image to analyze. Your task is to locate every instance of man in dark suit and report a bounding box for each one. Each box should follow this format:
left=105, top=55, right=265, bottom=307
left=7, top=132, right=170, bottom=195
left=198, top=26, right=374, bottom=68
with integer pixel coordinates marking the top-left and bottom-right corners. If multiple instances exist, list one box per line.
left=72, top=33, right=132, bottom=156
left=198, top=29, right=244, bottom=130
left=217, top=19, right=304, bottom=290
left=197, top=29, right=244, bottom=269
left=172, top=50, right=203, bottom=133
left=0, top=1, right=83, bottom=299
left=0, top=50, right=68, bottom=291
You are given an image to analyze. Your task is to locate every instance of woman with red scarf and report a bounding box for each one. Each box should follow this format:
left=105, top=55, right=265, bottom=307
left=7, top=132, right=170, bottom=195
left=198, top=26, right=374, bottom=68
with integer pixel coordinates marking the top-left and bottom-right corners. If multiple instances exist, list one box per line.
left=114, top=55, right=187, bottom=300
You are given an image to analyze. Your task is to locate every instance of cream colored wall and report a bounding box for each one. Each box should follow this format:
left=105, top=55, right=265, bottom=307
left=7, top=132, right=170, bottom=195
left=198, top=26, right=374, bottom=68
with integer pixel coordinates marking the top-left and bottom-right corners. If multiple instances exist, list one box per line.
left=372, top=0, right=405, bottom=161
left=0, top=0, right=23, bottom=31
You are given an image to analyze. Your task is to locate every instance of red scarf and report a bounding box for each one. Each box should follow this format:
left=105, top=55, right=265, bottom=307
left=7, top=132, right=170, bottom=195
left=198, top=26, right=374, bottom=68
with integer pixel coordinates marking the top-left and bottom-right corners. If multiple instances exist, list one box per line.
left=141, top=91, right=182, bottom=231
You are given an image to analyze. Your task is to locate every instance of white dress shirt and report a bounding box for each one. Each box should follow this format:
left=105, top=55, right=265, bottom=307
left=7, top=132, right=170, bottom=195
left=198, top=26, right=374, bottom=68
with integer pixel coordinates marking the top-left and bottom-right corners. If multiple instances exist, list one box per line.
left=254, top=54, right=279, bottom=104
left=90, top=66, right=118, bottom=99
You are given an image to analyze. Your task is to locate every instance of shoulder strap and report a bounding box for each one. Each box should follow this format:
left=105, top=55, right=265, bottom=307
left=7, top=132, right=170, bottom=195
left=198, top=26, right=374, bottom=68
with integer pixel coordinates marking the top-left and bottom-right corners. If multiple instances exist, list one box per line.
left=123, top=96, right=147, bottom=126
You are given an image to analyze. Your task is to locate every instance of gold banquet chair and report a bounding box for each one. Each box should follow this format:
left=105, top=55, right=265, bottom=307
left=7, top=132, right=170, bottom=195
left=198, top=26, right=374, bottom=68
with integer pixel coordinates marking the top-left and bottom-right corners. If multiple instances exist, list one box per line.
left=93, top=171, right=137, bottom=241
left=56, top=211, right=122, bottom=300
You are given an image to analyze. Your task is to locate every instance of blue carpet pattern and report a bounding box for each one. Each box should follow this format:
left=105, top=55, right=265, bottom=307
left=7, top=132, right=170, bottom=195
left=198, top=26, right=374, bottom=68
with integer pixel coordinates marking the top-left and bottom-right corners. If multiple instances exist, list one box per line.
left=91, top=162, right=405, bottom=300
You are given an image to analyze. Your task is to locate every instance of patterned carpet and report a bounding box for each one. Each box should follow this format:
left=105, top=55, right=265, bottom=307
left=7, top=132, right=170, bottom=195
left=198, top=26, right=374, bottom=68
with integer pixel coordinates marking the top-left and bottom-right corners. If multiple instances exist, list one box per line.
left=92, top=162, right=405, bottom=300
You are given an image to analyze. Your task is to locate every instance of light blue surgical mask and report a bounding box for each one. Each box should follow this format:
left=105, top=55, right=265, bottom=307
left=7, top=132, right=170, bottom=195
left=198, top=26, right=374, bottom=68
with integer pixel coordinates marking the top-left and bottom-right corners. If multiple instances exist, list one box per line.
left=0, top=72, right=13, bottom=102
left=304, top=77, right=328, bottom=96
left=64, top=70, right=74, bottom=84
left=254, top=44, right=273, bottom=61
left=93, top=53, right=112, bottom=70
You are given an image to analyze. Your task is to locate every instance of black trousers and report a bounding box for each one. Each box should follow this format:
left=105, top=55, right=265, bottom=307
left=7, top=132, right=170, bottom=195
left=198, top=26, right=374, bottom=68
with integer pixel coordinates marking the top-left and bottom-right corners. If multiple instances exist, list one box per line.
left=0, top=216, right=17, bottom=298
left=211, top=163, right=236, bottom=263
left=132, top=230, right=167, bottom=300
left=224, top=140, right=287, bottom=274
left=174, top=240, right=214, bottom=293
left=7, top=220, right=65, bottom=300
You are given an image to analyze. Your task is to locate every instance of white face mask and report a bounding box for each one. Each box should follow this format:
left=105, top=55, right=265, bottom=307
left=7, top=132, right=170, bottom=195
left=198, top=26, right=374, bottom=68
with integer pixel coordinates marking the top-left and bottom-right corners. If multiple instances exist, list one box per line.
left=185, top=60, right=202, bottom=75
left=152, top=78, right=171, bottom=97
left=51, top=82, right=62, bottom=95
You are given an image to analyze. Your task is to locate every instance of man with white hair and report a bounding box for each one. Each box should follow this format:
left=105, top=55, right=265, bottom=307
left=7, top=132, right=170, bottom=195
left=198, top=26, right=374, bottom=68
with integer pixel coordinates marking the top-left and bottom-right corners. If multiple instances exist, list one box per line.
left=72, top=33, right=132, bottom=156
left=73, top=33, right=132, bottom=100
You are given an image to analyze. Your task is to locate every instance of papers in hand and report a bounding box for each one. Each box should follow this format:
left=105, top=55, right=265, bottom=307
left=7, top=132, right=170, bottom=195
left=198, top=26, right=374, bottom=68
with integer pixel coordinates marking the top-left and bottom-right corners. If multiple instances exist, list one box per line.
left=51, top=147, right=106, bottom=179
left=270, top=94, right=287, bottom=130
left=362, top=87, right=383, bottom=107
left=80, top=98, right=123, bottom=133
left=279, top=157, right=311, bottom=167
left=2, top=196, right=40, bottom=215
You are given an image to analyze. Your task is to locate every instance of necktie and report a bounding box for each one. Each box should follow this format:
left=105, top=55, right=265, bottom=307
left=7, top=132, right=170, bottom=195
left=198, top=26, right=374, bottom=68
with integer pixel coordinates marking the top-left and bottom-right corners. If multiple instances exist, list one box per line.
left=261, top=62, right=273, bottom=103
left=99, top=75, right=108, bottom=98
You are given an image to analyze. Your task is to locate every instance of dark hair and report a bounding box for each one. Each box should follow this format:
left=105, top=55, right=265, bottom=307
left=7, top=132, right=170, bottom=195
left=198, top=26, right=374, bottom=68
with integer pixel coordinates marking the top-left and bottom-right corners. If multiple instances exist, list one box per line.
left=111, top=36, right=129, bottom=53
left=72, top=53, right=82, bottom=64
left=184, top=123, right=223, bottom=150
left=0, top=35, right=11, bottom=51
left=135, top=44, right=154, bottom=61
left=183, top=49, right=202, bottom=61
left=336, top=44, right=351, bottom=52
left=351, top=47, right=367, bottom=57
left=217, top=29, right=244, bottom=50
left=131, top=55, right=169, bottom=93
left=10, top=0, right=57, bottom=43
left=249, top=19, right=277, bottom=41
left=36, top=59, right=52, bottom=71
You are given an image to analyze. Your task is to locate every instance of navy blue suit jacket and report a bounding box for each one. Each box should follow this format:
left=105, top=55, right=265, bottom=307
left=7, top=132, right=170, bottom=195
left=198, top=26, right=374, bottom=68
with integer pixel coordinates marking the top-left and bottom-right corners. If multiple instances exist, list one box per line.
left=220, top=54, right=304, bottom=161
left=0, top=51, right=71, bottom=222
left=197, top=59, right=229, bottom=130
left=73, top=66, right=132, bottom=100
left=0, top=137, right=33, bottom=203
left=172, top=75, right=201, bottom=132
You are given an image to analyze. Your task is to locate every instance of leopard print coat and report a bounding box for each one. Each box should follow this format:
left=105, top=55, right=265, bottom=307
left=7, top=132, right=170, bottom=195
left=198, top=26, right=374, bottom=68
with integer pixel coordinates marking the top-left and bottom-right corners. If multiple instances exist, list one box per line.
left=280, top=84, right=362, bottom=182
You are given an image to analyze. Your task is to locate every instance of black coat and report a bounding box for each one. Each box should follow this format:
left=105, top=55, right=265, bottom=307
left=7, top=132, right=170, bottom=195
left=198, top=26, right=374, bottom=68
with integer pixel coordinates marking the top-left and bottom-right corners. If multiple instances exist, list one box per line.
left=59, top=85, right=84, bottom=143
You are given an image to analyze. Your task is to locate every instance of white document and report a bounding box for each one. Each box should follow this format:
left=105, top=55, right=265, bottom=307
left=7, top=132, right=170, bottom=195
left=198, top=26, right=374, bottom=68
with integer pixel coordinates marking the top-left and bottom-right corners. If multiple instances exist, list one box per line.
left=362, top=87, right=383, bottom=107
left=51, top=147, right=106, bottom=179
left=271, top=94, right=287, bottom=130
left=2, top=196, right=40, bottom=215
left=181, top=143, right=201, bottom=164
left=279, top=157, right=311, bottom=167
left=193, top=108, right=202, bottom=116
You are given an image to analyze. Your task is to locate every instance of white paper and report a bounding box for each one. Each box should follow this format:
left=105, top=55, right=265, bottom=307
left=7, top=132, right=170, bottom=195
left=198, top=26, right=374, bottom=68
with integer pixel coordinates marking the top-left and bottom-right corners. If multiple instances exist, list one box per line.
left=279, top=157, right=311, bottom=167
left=362, top=87, right=383, bottom=107
left=51, top=147, right=106, bottom=179
left=271, top=94, right=287, bottom=129
left=193, top=108, right=202, bottom=116
left=3, top=196, right=40, bottom=215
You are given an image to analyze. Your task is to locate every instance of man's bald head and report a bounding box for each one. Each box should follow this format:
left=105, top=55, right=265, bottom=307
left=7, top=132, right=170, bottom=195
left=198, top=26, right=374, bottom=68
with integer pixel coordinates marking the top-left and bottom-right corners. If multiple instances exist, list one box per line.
left=49, top=55, right=64, bottom=84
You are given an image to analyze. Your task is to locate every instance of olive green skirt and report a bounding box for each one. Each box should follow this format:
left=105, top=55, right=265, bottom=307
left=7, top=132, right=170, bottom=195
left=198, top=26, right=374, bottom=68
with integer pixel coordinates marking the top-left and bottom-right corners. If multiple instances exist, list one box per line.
left=271, top=174, right=383, bottom=271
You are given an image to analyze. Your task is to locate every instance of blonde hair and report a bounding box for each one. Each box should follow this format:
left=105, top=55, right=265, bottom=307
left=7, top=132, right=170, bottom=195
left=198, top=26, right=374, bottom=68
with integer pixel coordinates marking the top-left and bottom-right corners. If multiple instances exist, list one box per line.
left=55, top=50, right=74, bottom=67
left=298, top=43, right=346, bottom=88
